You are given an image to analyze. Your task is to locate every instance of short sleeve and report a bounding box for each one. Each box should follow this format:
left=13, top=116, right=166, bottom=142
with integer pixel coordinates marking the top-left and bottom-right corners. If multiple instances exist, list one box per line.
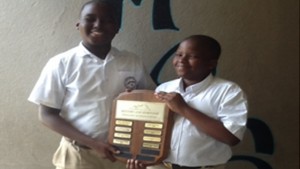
left=28, top=57, right=66, bottom=109
left=218, top=86, right=248, bottom=140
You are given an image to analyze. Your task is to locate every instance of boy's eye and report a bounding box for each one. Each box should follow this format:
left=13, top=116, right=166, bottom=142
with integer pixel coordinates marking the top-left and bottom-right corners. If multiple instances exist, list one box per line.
left=189, top=55, right=198, bottom=59
left=101, top=18, right=114, bottom=24
left=175, top=53, right=182, bottom=57
left=175, top=53, right=199, bottom=60
left=84, top=17, right=115, bottom=24
left=84, top=16, right=96, bottom=22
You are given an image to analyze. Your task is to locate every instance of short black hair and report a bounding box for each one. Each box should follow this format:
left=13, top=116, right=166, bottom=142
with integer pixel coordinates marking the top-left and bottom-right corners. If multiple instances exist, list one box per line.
left=184, top=35, right=222, bottom=60
left=80, top=0, right=121, bottom=27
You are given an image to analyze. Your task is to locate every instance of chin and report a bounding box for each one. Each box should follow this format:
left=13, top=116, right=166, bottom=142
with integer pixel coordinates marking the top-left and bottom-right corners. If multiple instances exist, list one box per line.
left=176, top=70, right=187, bottom=76
left=90, top=41, right=110, bottom=47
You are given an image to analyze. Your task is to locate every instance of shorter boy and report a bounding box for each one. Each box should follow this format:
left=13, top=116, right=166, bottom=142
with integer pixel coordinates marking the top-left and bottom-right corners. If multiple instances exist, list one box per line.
left=127, top=35, right=248, bottom=169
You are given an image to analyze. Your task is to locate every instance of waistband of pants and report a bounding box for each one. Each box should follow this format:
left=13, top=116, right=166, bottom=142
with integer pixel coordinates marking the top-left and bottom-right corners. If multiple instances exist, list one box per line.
left=63, top=137, right=91, bottom=149
left=164, top=162, right=221, bottom=169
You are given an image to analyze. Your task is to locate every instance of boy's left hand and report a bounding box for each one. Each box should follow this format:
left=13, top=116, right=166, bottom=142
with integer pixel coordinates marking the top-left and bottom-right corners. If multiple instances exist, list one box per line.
left=126, top=159, right=146, bottom=169
left=155, top=92, right=187, bottom=115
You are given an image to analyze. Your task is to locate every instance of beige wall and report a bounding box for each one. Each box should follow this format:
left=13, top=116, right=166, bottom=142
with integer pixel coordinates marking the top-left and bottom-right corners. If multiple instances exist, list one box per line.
left=0, top=0, right=298, bottom=169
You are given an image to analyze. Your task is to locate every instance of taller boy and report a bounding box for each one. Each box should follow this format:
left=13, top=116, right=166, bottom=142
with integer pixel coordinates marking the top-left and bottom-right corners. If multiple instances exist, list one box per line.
left=28, top=1, right=155, bottom=169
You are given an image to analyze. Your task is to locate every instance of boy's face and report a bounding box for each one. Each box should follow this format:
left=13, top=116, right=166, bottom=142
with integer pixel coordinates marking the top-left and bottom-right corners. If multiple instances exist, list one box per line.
left=173, top=39, right=217, bottom=82
left=76, top=2, right=119, bottom=49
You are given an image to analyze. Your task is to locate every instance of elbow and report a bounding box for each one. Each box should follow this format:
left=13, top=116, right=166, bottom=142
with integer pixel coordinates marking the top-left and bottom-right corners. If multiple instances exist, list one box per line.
left=38, top=105, right=60, bottom=126
left=38, top=110, right=50, bottom=125
left=228, top=137, right=241, bottom=146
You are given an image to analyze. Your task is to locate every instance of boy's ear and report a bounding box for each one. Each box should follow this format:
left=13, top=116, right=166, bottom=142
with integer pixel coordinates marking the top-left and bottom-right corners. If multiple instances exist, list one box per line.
left=75, top=21, right=80, bottom=30
left=209, top=59, right=218, bottom=70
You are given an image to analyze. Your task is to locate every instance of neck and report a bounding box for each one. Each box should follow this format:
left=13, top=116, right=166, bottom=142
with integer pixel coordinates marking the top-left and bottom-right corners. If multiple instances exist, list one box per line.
left=84, top=43, right=112, bottom=59
left=182, top=79, right=197, bottom=90
left=182, top=73, right=210, bottom=90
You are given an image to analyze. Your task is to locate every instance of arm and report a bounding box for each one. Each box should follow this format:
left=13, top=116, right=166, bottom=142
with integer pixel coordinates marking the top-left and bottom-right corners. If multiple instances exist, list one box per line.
left=155, top=92, right=240, bottom=146
left=38, top=104, right=119, bottom=161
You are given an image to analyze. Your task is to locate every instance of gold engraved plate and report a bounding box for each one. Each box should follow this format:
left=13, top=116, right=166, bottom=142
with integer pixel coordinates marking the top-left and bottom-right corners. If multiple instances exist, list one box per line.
left=116, top=120, right=133, bottom=126
left=144, top=129, right=162, bottom=136
left=115, top=126, right=132, bottom=132
left=143, top=143, right=160, bottom=149
left=116, top=100, right=165, bottom=122
left=145, top=123, right=163, bottom=129
left=114, top=133, right=131, bottom=139
left=113, top=139, right=131, bottom=145
left=143, top=136, right=161, bottom=142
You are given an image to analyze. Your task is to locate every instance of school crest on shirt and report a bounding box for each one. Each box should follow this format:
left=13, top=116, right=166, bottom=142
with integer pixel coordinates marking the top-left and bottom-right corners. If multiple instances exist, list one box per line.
left=124, top=76, right=137, bottom=90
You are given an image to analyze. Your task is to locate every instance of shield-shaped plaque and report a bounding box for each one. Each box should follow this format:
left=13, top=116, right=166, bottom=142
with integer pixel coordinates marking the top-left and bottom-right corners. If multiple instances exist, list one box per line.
left=108, top=90, right=173, bottom=165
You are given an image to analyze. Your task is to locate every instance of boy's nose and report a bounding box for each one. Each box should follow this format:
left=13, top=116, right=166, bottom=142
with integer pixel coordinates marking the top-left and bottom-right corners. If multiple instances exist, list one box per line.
left=94, top=19, right=102, bottom=28
left=178, top=55, right=188, bottom=62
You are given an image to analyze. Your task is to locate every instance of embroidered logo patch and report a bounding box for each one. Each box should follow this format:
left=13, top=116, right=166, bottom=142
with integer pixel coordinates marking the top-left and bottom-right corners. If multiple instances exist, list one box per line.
left=124, top=76, right=137, bottom=90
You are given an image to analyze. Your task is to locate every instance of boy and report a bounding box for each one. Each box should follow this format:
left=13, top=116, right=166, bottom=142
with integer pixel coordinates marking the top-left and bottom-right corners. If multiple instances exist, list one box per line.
left=28, top=1, right=155, bottom=169
left=126, top=35, right=248, bottom=169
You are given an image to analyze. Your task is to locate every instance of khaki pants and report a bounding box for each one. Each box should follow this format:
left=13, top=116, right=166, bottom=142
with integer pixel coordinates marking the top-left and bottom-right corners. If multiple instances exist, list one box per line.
left=147, top=163, right=226, bottom=169
left=53, top=137, right=126, bottom=169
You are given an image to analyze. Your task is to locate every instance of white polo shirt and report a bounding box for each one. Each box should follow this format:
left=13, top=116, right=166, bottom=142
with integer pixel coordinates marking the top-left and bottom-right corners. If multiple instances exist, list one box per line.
left=155, top=74, right=248, bottom=166
left=28, top=43, right=155, bottom=140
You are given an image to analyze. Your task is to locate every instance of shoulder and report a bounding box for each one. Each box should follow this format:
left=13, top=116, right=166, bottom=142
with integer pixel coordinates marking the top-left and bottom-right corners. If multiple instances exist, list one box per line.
left=210, top=76, right=247, bottom=99
left=211, top=76, right=242, bottom=90
left=53, top=46, right=79, bottom=60
left=47, top=46, right=79, bottom=66
left=156, top=79, right=180, bottom=92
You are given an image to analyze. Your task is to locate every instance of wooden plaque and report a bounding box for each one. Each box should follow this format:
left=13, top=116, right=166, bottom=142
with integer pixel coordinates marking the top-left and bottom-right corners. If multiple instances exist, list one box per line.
left=108, top=90, right=173, bottom=165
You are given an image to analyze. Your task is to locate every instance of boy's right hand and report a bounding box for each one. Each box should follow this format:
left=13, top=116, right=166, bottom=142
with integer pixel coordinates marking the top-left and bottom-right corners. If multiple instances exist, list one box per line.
left=126, top=159, right=146, bottom=169
left=90, top=141, right=120, bottom=162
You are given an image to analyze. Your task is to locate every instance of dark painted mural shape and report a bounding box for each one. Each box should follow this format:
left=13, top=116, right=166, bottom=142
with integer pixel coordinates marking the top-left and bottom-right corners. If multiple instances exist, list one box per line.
left=111, top=0, right=178, bottom=30
left=229, top=118, right=274, bottom=169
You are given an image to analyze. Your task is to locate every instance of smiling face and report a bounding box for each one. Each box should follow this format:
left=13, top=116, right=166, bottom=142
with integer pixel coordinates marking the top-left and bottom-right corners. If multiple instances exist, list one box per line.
left=76, top=2, right=119, bottom=51
left=173, top=38, right=218, bottom=85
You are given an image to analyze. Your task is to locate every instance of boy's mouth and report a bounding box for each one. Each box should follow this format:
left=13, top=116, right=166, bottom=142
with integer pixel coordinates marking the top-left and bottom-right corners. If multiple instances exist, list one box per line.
left=91, top=31, right=103, bottom=37
left=176, top=63, right=188, bottom=69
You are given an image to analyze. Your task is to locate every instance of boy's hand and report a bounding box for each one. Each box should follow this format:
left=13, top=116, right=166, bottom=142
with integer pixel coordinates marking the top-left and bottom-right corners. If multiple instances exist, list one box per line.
left=91, top=141, right=120, bottom=162
left=126, top=159, right=146, bottom=169
left=125, top=88, right=134, bottom=92
left=155, top=92, right=188, bottom=115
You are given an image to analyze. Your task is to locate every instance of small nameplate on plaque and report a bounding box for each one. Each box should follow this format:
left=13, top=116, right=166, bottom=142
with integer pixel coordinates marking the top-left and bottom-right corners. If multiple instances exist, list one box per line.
left=143, top=136, right=161, bottom=142
left=114, top=133, right=132, bottom=139
left=145, top=123, right=163, bottom=129
left=116, top=120, right=133, bottom=126
left=142, top=143, right=160, bottom=149
left=144, top=129, right=162, bottom=136
left=113, top=139, right=131, bottom=145
left=115, top=126, right=132, bottom=132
